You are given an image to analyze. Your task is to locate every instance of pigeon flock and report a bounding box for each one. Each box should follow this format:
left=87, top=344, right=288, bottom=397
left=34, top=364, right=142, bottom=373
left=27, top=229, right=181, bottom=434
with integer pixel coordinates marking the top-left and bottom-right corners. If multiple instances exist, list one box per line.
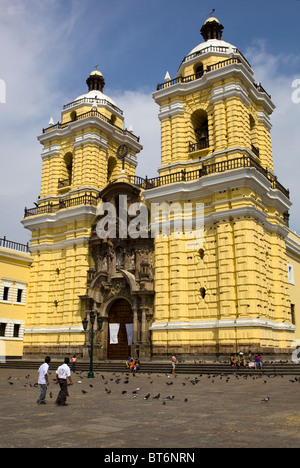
left=4, top=370, right=300, bottom=407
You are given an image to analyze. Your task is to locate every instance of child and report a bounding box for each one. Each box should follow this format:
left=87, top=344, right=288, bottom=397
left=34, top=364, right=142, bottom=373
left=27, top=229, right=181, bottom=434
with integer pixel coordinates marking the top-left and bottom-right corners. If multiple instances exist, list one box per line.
left=71, top=355, right=77, bottom=373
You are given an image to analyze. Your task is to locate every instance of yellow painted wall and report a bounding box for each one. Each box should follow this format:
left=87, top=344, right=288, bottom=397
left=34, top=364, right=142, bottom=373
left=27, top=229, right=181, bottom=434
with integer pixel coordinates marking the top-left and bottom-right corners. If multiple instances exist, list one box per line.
left=0, top=246, right=32, bottom=358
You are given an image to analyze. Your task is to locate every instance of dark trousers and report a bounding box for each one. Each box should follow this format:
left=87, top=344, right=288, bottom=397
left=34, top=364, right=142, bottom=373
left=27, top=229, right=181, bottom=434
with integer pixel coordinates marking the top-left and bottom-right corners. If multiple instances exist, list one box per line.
left=56, top=378, right=68, bottom=405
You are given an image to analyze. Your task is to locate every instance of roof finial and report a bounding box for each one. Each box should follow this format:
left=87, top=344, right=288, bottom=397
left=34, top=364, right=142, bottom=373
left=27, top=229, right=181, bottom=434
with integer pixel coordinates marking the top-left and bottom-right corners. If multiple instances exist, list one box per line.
left=201, top=14, right=224, bottom=41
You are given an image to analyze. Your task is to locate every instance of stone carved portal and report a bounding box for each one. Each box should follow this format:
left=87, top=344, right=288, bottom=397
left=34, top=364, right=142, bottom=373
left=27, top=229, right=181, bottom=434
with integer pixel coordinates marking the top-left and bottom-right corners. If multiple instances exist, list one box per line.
left=84, top=182, right=155, bottom=360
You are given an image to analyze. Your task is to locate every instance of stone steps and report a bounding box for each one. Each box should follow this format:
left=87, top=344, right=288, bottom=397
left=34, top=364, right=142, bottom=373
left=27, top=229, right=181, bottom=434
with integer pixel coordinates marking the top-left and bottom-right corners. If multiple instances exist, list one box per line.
left=1, top=360, right=300, bottom=375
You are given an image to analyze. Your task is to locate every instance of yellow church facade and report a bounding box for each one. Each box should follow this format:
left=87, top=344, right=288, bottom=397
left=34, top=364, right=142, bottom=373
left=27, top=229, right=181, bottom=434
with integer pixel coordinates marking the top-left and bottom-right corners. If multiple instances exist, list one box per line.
left=21, top=17, right=300, bottom=360
left=0, top=237, right=32, bottom=359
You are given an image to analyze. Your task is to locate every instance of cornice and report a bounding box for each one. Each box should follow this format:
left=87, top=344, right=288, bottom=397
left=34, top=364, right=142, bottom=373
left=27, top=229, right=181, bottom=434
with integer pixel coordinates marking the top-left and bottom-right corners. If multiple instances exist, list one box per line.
left=38, top=117, right=143, bottom=154
left=22, top=205, right=97, bottom=231
left=150, top=318, right=295, bottom=332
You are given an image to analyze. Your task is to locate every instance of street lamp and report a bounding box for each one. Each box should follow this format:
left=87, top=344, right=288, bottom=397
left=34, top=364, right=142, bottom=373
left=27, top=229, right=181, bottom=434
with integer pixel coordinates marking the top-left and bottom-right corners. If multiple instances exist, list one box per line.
left=82, top=312, right=104, bottom=379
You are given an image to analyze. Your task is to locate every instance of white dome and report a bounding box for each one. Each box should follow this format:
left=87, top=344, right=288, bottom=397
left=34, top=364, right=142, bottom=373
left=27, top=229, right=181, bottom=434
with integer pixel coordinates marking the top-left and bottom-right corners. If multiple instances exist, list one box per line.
left=188, top=38, right=237, bottom=58
left=75, top=89, right=117, bottom=107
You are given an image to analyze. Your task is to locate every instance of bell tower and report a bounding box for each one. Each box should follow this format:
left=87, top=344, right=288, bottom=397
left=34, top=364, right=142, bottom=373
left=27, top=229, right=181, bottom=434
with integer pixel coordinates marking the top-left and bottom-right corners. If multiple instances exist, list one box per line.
left=22, top=69, right=143, bottom=357
left=145, top=17, right=295, bottom=359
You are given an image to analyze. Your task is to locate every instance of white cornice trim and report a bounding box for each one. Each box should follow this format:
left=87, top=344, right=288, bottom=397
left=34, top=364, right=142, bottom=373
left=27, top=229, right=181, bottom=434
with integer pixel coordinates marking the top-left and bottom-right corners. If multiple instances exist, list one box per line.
left=22, top=205, right=97, bottom=231
left=29, top=236, right=90, bottom=253
left=73, top=132, right=109, bottom=150
left=158, top=101, right=185, bottom=121
left=0, top=249, right=32, bottom=263
left=286, top=234, right=300, bottom=260
left=150, top=318, right=295, bottom=332
left=210, top=82, right=251, bottom=107
left=38, top=117, right=143, bottom=154
left=41, top=144, right=61, bottom=160
left=24, top=326, right=84, bottom=335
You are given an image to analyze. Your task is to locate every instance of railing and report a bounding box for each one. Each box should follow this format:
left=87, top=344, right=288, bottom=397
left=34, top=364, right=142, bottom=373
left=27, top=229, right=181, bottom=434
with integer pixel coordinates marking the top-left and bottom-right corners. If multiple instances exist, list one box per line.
left=129, top=155, right=290, bottom=199
left=157, top=57, right=241, bottom=91
left=42, top=109, right=140, bottom=143
left=0, top=236, right=30, bottom=253
left=251, top=145, right=260, bottom=158
left=157, top=57, right=271, bottom=100
left=58, top=178, right=71, bottom=189
left=254, top=82, right=271, bottom=99
left=189, top=138, right=209, bottom=152
left=180, top=45, right=252, bottom=69
left=24, top=193, right=99, bottom=219
left=63, top=97, right=123, bottom=115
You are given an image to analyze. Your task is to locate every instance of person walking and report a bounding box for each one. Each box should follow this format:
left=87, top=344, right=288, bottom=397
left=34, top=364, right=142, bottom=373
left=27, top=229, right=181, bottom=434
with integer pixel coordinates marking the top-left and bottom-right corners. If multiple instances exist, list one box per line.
left=171, top=354, right=177, bottom=375
left=37, top=356, right=51, bottom=404
left=55, top=357, right=73, bottom=406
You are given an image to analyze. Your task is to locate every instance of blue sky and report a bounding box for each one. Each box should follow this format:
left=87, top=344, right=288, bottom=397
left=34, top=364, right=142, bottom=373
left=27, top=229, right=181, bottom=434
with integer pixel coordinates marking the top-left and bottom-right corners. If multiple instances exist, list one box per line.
left=0, top=0, right=300, bottom=242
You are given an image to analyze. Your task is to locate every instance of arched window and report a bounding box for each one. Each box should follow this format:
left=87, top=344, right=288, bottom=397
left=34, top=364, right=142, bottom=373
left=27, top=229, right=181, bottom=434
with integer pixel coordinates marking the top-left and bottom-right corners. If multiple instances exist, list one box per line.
left=64, top=152, right=73, bottom=185
left=70, top=111, right=77, bottom=122
left=190, top=109, right=209, bottom=151
left=249, top=115, right=259, bottom=157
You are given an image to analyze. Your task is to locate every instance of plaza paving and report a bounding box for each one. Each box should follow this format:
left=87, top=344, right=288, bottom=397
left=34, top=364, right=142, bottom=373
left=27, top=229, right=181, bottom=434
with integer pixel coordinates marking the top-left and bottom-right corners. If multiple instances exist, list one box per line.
left=0, top=366, right=300, bottom=449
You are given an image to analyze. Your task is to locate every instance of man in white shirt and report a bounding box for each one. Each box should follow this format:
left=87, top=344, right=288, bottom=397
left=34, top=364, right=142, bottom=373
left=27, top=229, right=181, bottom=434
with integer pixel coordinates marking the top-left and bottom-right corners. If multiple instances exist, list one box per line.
left=55, top=357, right=73, bottom=406
left=37, top=356, right=51, bottom=404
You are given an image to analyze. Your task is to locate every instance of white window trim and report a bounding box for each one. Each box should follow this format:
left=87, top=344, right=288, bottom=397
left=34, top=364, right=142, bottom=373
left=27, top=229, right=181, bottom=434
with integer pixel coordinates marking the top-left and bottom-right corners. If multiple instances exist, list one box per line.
left=0, top=279, right=27, bottom=305
left=287, top=263, right=295, bottom=285
left=0, top=319, right=25, bottom=340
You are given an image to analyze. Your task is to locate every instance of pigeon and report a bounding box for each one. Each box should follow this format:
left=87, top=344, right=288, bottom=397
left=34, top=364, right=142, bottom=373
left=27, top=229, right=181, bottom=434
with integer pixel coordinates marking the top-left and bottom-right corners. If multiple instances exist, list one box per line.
left=162, top=398, right=167, bottom=405
left=89, top=384, right=93, bottom=388
left=82, top=390, right=88, bottom=394
left=166, top=382, right=173, bottom=386
left=144, top=393, right=151, bottom=400
left=105, top=388, right=111, bottom=394
left=166, top=395, right=175, bottom=400
left=153, top=393, right=160, bottom=399
left=122, top=391, right=127, bottom=395
left=49, top=392, right=53, bottom=399
left=8, top=382, right=13, bottom=385
left=184, top=398, right=188, bottom=402
left=262, top=397, right=270, bottom=402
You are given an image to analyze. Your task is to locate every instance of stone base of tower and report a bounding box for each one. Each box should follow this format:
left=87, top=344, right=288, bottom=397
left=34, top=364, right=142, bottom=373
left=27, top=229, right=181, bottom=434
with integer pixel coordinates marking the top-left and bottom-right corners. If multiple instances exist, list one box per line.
left=151, top=344, right=293, bottom=362
left=150, top=325, right=296, bottom=361
left=22, top=331, right=86, bottom=360
left=22, top=345, right=85, bottom=360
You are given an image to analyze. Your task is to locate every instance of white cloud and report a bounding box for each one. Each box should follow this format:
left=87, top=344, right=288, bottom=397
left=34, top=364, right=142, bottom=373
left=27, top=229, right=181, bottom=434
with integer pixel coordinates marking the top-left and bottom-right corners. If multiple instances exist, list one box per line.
left=245, top=40, right=300, bottom=233
left=0, top=0, right=82, bottom=242
left=110, top=90, right=161, bottom=178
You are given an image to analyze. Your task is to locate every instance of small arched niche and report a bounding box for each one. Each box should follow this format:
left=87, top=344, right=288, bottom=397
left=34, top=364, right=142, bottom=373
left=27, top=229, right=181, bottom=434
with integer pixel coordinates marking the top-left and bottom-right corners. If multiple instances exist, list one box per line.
left=194, top=63, right=204, bottom=78
left=107, top=156, right=117, bottom=182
